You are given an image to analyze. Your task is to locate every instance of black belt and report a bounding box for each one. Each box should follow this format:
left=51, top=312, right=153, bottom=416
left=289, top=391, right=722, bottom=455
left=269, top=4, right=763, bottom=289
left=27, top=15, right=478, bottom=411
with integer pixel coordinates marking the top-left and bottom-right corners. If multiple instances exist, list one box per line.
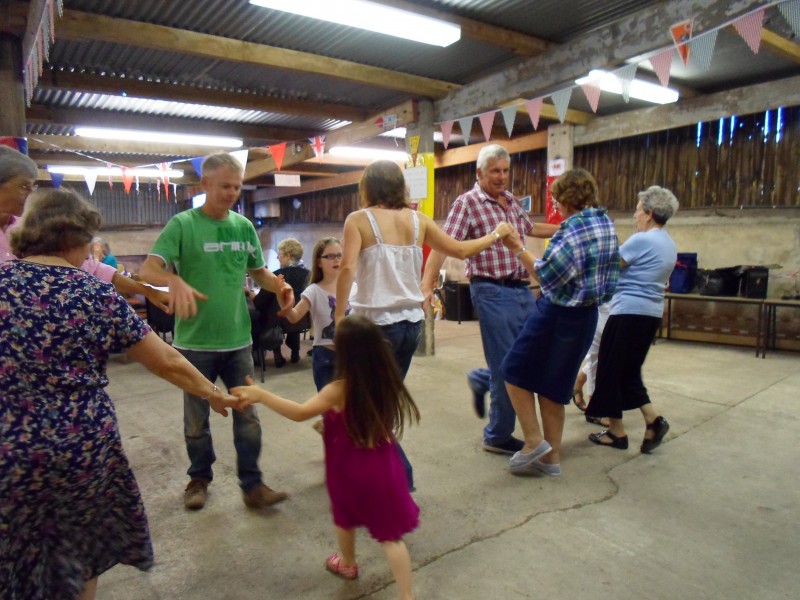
left=470, top=276, right=529, bottom=288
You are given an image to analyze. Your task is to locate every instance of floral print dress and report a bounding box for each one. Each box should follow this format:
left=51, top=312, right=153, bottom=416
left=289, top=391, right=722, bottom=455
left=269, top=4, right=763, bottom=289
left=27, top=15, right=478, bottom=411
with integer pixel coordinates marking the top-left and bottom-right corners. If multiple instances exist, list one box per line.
left=0, top=261, right=153, bottom=600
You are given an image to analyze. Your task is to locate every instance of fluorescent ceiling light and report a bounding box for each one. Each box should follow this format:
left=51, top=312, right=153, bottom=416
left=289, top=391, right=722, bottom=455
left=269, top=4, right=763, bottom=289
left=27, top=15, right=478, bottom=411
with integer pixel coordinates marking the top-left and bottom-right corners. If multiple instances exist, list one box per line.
left=329, top=146, right=408, bottom=161
left=75, top=127, right=243, bottom=148
left=381, top=127, right=445, bottom=143
left=249, top=0, right=461, bottom=47
left=48, top=165, right=185, bottom=178
left=575, top=70, right=679, bottom=105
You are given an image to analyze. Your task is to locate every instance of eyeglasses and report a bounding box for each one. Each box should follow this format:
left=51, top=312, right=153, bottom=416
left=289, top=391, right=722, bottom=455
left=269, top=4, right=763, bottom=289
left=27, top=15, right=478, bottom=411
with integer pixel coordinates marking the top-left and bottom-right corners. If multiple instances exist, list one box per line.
left=320, top=253, right=343, bottom=260
left=19, top=183, right=38, bottom=193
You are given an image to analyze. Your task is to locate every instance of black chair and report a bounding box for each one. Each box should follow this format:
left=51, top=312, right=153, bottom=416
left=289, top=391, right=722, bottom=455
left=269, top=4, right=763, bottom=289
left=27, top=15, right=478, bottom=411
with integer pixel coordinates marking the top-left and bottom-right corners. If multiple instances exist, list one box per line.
left=145, top=298, right=174, bottom=343
left=252, top=322, right=285, bottom=382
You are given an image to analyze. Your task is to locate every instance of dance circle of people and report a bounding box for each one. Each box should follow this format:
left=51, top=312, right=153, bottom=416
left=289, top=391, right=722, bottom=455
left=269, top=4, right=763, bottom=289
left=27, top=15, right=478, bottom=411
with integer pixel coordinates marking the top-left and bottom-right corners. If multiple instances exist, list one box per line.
left=1, top=144, right=678, bottom=600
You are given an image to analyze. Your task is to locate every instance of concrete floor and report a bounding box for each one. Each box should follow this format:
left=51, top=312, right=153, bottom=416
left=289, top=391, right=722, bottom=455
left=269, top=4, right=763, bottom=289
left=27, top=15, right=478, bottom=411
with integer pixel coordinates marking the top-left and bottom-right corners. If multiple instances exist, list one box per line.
left=98, top=319, right=800, bottom=600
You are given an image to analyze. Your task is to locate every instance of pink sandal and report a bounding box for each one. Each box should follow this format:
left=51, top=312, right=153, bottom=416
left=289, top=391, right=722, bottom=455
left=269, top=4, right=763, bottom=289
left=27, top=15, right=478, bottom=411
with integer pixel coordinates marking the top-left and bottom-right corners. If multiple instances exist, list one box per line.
left=326, top=552, right=359, bottom=580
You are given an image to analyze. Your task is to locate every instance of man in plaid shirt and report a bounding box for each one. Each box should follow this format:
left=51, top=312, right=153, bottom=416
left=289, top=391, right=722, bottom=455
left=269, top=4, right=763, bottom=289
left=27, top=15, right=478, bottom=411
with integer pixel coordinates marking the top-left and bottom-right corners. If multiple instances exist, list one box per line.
left=422, top=144, right=557, bottom=454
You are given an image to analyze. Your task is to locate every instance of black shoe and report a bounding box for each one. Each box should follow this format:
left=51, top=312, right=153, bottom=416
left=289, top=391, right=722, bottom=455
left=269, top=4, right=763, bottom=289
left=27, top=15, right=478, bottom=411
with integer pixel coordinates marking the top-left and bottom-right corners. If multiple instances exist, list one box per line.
left=482, top=437, right=525, bottom=455
left=290, top=352, right=300, bottom=363
left=641, top=416, right=669, bottom=453
left=274, top=354, right=286, bottom=368
left=588, top=429, right=629, bottom=450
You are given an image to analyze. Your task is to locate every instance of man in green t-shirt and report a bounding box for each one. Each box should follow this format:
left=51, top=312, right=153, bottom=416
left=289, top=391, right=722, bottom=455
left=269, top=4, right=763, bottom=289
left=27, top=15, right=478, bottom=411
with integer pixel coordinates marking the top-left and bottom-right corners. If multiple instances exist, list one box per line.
left=140, top=152, right=293, bottom=511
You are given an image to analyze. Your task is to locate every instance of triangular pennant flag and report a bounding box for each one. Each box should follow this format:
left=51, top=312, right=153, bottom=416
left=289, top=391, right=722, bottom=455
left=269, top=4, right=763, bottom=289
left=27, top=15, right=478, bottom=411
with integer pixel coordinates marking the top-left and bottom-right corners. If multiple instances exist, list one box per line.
left=525, top=98, right=544, bottom=130
left=48, top=170, right=64, bottom=189
left=408, top=134, right=420, bottom=166
left=160, top=162, right=171, bottom=201
left=84, top=172, right=97, bottom=195
left=230, top=149, right=249, bottom=171
left=269, top=142, right=287, bottom=171
left=457, top=116, right=473, bottom=146
left=121, top=167, right=134, bottom=194
left=688, top=29, right=718, bottom=71
left=156, top=177, right=161, bottom=202
left=309, top=135, right=325, bottom=161
left=478, top=110, right=496, bottom=142
left=733, top=8, right=765, bottom=54
left=649, top=49, right=674, bottom=87
left=106, top=162, right=113, bottom=188
left=670, top=18, right=694, bottom=65
left=550, top=88, right=572, bottom=123
left=779, top=0, right=800, bottom=38
left=135, top=174, right=140, bottom=194
left=500, top=106, right=517, bottom=137
left=191, top=157, right=204, bottom=177
left=614, top=63, right=638, bottom=102
left=173, top=183, right=178, bottom=203
left=580, top=82, right=602, bottom=113
left=440, top=121, right=454, bottom=149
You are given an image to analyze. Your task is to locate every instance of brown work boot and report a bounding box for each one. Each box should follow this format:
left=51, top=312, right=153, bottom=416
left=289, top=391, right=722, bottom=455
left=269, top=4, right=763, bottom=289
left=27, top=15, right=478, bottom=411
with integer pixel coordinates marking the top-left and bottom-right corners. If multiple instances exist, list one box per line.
left=184, top=479, right=209, bottom=510
left=243, top=483, right=288, bottom=509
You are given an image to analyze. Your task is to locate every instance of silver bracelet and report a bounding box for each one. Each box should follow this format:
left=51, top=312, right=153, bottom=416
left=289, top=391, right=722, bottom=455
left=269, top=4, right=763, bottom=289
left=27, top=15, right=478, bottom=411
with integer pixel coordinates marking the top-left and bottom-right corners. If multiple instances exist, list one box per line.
left=515, top=247, right=527, bottom=257
left=200, top=384, right=219, bottom=400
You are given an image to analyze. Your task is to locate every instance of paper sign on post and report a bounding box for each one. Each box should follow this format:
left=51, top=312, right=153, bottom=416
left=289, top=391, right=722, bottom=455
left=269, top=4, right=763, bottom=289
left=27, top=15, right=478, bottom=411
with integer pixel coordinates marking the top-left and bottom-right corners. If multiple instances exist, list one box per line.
left=404, top=166, right=428, bottom=200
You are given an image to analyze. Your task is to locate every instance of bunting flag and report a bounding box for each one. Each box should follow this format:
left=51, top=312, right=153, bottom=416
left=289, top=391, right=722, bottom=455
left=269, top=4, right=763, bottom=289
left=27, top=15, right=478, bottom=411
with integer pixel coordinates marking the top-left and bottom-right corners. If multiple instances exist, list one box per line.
left=84, top=172, right=97, bottom=195
left=156, top=178, right=161, bottom=202
left=733, top=8, right=765, bottom=54
left=550, top=88, right=572, bottom=123
left=190, top=156, right=204, bottom=177
left=779, top=0, right=800, bottom=38
left=580, top=81, right=602, bottom=113
left=478, top=110, right=496, bottom=142
left=269, top=142, right=287, bottom=171
left=230, top=149, right=249, bottom=171
left=106, top=162, right=113, bottom=188
left=160, top=162, right=171, bottom=201
left=122, top=167, right=134, bottom=194
left=615, top=63, right=638, bottom=102
left=500, top=106, right=517, bottom=137
left=440, top=120, right=454, bottom=149
left=457, top=116, right=474, bottom=146
left=525, top=98, right=543, bottom=130
left=172, top=183, right=178, bottom=203
left=688, top=29, right=718, bottom=71
left=135, top=174, right=140, bottom=194
left=309, top=135, right=325, bottom=161
left=670, top=18, right=693, bottom=65
left=649, top=49, right=674, bottom=87
left=48, top=170, right=64, bottom=188
left=0, top=137, right=28, bottom=153
left=408, top=134, right=420, bottom=165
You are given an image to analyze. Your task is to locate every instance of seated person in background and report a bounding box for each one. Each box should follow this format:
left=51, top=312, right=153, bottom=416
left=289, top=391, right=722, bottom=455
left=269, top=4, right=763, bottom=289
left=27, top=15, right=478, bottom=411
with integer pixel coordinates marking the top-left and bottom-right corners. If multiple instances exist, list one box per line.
left=251, top=238, right=310, bottom=366
left=91, top=236, right=118, bottom=269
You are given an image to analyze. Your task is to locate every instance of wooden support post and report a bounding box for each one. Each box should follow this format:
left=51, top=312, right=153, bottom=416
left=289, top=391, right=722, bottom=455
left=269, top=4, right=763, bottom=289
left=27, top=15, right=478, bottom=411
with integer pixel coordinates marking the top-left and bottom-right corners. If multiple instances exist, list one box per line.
left=0, top=34, right=26, bottom=135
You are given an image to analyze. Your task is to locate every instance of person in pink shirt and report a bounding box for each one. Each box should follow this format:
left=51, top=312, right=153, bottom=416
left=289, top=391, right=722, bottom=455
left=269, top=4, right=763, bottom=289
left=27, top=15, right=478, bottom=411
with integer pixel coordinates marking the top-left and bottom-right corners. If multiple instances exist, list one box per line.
left=0, top=145, right=169, bottom=309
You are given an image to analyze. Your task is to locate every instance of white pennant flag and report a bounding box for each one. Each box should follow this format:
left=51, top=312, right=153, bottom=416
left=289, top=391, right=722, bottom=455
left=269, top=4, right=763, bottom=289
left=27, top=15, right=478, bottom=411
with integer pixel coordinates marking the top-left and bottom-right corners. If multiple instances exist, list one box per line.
left=614, top=63, right=638, bottom=103
left=550, top=88, right=572, bottom=124
left=688, top=29, right=718, bottom=71
left=84, top=171, right=97, bottom=195
left=230, top=149, right=249, bottom=171
left=779, top=0, right=800, bottom=38
left=500, top=106, right=517, bottom=137
left=457, top=116, right=474, bottom=146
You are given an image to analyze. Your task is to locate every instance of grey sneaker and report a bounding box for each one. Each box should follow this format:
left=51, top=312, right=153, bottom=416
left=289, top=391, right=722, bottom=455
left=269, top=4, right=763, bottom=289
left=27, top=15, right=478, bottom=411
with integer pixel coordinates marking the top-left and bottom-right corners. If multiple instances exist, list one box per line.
left=184, top=479, right=209, bottom=510
left=529, top=459, right=562, bottom=477
left=243, top=483, right=288, bottom=509
left=508, top=440, right=552, bottom=473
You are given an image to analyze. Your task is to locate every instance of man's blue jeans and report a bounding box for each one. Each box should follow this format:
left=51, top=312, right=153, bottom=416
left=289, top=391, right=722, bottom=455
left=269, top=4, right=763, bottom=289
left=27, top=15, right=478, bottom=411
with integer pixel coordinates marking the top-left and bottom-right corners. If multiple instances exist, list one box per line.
left=178, top=347, right=263, bottom=492
left=469, top=282, right=535, bottom=445
left=379, top=319, right=422, bottom=490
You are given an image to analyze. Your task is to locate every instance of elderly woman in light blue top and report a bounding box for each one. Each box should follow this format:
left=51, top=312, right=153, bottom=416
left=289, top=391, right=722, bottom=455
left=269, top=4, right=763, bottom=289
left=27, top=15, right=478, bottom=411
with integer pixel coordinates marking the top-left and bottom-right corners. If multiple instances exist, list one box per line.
left=586, top=186, right=679, bottom=454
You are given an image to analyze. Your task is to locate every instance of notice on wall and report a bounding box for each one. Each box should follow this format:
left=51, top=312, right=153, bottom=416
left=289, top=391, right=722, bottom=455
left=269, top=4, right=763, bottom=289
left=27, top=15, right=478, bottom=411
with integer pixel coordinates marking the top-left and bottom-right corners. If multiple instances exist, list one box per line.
left=404, top=166, right=428, bottom=200
left=274, top=173, right=301, bottom=187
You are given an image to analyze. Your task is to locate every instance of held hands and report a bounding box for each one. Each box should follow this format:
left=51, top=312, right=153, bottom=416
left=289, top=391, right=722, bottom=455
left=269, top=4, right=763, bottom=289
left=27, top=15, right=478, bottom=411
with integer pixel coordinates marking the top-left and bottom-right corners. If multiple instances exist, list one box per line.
left=229, top=375, right=265, bottom=409
left=501, top=229, right=524, bottom=254
left=492, top=222, right=514, bottom=240
left=275, top=274, right=295, bottom=312
left=207, top=388, right=244, bottom=417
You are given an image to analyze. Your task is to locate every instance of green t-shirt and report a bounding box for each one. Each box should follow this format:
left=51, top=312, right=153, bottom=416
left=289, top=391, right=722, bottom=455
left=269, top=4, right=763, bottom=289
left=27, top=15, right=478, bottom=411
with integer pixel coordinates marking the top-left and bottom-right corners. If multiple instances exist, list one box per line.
left=150, top=208, right=264, bottom=350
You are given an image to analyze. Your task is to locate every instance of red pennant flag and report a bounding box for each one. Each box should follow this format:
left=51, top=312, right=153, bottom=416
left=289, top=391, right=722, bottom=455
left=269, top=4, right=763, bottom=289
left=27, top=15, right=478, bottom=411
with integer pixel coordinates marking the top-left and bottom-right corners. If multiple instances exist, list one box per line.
left=670, top=19, right=693, bottom=65
left=440, top=120, right=454, bottom=149
left=525, top=98, right=544, bottom=130
left=478, top=111, right=496, bottom=142
left=649, top=49, right=674, bottom=87
left=733, top=8, right=765, bottom=54
left=160, top=162, right=171, bottom=201
left=580, top=83, right=602, bottom=113
left=270, top=143, right=287, bottom=171
left=309, top=136, right=325, bottom=162
left=122, top=167, right=135, bottom=194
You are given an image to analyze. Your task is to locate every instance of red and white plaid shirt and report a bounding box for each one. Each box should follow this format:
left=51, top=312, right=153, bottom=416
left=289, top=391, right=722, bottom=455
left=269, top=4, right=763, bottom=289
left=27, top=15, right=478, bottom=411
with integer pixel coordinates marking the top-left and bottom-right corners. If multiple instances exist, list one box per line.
left=442, top=182, right=534, bottom=280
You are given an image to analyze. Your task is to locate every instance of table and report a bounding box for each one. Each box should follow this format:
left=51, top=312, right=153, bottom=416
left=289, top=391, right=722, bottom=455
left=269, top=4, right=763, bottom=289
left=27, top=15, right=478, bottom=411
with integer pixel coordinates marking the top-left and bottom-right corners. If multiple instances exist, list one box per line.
left=662, top=293, right=766, bottom=357
left=761, top=298, right=800, bottom=358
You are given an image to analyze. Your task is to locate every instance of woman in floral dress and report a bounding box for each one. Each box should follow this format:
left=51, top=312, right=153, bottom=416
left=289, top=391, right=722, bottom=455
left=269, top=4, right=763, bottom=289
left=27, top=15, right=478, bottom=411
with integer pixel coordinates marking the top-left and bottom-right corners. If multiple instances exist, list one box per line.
left=0, top=188, right=238, bottom=600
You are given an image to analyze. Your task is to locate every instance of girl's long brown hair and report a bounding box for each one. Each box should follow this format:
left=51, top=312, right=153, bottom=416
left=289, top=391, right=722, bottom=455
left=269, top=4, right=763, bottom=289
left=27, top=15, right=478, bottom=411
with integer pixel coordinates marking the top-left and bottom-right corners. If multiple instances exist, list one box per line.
left=307, top=237, right=340, bottom=286
left=334, top=315, right=420, bottom=448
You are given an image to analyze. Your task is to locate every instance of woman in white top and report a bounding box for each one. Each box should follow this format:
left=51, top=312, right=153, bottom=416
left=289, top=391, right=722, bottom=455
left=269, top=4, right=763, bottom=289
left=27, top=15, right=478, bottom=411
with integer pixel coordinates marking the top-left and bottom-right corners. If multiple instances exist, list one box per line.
left=335, top=160, right=514, bottom=489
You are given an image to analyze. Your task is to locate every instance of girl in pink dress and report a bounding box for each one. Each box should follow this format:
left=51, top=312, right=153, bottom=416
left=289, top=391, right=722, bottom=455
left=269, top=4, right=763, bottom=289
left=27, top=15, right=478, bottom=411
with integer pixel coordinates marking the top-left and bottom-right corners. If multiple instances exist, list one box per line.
left=232, top=315, right=420, bottom=600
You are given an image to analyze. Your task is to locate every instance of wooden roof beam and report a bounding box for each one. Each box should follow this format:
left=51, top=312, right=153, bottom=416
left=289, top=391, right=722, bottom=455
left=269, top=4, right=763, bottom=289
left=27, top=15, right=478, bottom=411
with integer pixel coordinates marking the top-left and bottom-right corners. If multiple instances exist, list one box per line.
left=56, top=10, right=458, bottom=99
left=761, top=29, right=800, bottom=64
